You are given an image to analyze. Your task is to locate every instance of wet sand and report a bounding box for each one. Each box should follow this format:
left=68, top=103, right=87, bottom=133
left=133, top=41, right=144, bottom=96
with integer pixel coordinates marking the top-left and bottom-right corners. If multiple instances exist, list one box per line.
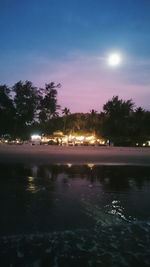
left=0, top=144, right=150, bottom=165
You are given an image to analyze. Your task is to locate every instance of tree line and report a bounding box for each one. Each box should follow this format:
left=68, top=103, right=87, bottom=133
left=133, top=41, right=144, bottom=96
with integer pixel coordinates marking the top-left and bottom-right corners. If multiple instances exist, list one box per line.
left=0, top=80, right=150, bottom=146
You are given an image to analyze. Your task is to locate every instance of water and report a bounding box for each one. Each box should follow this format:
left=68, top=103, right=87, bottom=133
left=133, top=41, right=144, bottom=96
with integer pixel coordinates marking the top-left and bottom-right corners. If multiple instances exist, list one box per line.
left=0, top=164, right=150, bottom=266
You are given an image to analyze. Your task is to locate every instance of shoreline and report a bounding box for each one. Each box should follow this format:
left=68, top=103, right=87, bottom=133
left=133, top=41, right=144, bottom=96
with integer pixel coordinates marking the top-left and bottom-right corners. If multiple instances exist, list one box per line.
left=0, top=144, right=150, bottom=166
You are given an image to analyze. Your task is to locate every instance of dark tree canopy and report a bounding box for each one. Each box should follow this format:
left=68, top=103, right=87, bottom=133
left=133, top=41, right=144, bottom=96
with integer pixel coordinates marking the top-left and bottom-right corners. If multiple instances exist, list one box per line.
left=0, top=85, right=15, bottom=135
left=0, top=82, right=150, bottom=146
left=103, top=96, right=134, bottom=117
left=39, top=82, right=61, bottom=122
left=13, top=80, right=39, bottom=124
left=102, top=96, right=135, bottom=145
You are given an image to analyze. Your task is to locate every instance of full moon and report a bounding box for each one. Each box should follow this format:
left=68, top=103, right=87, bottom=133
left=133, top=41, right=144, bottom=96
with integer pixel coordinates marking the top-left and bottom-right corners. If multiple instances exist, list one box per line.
left=108, top=53, right=121, bottom=66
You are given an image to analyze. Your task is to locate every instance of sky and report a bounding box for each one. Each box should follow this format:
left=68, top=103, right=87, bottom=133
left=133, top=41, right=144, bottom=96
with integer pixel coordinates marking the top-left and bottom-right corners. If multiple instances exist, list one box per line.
left=0, top=0, right=150, bottom=113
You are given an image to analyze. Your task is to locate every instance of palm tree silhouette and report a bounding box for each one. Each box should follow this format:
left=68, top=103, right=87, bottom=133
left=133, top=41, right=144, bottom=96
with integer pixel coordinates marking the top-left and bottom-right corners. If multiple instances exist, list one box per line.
left=62, top=107, right=71, bottom=133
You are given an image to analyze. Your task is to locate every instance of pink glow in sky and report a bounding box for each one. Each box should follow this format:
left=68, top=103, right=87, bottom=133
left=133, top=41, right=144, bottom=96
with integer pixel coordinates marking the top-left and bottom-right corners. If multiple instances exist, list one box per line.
left=30, top=52, right=150, bottom=113
left=1, top=0, right=150, bottom=113
left=5, top=51, right=150, bottom=113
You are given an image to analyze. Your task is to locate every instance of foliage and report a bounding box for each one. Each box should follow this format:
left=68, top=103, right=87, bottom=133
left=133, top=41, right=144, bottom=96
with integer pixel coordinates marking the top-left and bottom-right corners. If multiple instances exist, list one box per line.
left=39, top=82, right=61, bottom=122
left=0, top=85, right=15, bottom=135
left=0, top=81, right=150, bottom=146
left=62, top=107, right=70, bottom=116
left=62, top=107, right=71, bottom=133
left=13, top=80, right=39, bottom=124
left=102, top=96, right=135, bottom=145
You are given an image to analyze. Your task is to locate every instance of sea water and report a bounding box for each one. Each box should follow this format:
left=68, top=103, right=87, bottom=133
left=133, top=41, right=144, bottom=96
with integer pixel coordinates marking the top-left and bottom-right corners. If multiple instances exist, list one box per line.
left=0, top=164, right=150, bottom=266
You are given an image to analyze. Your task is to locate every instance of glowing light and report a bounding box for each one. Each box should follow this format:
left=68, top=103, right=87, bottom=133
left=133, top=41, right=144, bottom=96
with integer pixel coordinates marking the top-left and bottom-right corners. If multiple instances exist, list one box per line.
left=41, top=136, right=50, bottom=143
left=27, top=184, right=37, bottom=192
left=40, top=132, right=106, bottom=146
left=86, top=136, right=95, bottom=141
left=68, top=135, right=75, bottom=141
left=31, top=135, right=41, bottom=141
left=108, top=53, right=121, bottom=66
left=31, top=135, right=41, bottom=145
left=63, top=137, right=68, bottom=143
left=89, top=140, right=95, bottom=144
left=76, top=136, right=84, bottom=141
left=67, top=163, right=72, bottom=168
left=28, top=176, right=34, bottom=182
left=87, top=164, right=95, bottom=169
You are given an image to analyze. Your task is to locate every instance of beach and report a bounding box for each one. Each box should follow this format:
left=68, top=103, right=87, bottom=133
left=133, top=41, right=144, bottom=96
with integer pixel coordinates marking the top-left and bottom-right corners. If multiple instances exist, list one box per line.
left=0, top=144, right=150, bottom=165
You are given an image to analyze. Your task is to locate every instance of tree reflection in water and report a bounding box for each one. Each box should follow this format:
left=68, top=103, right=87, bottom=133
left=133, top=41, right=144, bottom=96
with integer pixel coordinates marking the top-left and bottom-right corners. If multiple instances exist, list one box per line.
left=0, top=164, right=150, bottom=266
left=0, top=163, right=150, bottom=235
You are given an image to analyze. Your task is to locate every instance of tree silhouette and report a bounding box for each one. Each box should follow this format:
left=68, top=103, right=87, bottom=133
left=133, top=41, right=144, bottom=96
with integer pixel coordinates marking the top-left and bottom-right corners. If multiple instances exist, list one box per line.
left=62, top=107, right=71, bottom=133
left=0, top=84, right=15, bottom=136
left=39, top=82, right=61, bottom=122
left=62, top=107, right=70, bottom=116
left=102, top=96, right=134, bottom=145
left=12, top=81, right=39, bottom=138
left=13, top=81, right=39, bottom=124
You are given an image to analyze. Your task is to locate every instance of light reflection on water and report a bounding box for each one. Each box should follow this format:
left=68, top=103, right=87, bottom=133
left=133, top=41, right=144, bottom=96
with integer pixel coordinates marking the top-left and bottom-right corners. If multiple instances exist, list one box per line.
left=0, top=164, right=150, bottom=266
left=0, top=163, right=150, bottom=234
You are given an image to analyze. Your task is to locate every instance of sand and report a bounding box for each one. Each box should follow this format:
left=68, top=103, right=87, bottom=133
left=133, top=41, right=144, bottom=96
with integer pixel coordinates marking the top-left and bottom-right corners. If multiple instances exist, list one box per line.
left=0, top=143, right=150, bottom=165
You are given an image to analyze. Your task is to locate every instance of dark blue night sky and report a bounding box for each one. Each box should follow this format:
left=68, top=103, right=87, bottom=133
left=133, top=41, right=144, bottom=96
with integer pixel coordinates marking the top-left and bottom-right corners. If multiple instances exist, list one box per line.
left=0, top=0, right=150, bottom=112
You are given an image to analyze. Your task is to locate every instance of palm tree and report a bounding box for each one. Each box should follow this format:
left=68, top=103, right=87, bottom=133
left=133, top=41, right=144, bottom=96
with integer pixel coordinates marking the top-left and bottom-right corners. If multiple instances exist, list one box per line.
left=62, top=107, right=71, bottom=133
left=62, top=107, right=70, bottom=116
left=90, top=109, right=97, bottom=116
left=135, top=107, right=145, bottom=114
left=89, top=109, right=98, bottom=135
left=40, top=82, right=61, bottom=121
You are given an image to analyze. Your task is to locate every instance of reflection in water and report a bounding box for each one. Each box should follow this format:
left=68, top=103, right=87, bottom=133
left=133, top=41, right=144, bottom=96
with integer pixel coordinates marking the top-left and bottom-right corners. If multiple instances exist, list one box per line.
left=105, top=200, right=133, bottom=222
left=82, top=199, right=133, bottom=227
left=27, top=179, right=37, bottom=193
left=31, top=166, right=38, bottom=177
left=0, top=164, right=150, bottom=266
left=27, top=176, right=39, bottom=193
left=0, top=163, right=149, bottom=230
left=28, top=176, right=34, bottom=182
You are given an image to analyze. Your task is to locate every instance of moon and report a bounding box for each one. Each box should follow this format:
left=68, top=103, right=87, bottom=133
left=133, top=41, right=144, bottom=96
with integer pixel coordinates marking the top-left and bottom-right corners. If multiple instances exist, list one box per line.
left=108, top=53, right=121, bottom=66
